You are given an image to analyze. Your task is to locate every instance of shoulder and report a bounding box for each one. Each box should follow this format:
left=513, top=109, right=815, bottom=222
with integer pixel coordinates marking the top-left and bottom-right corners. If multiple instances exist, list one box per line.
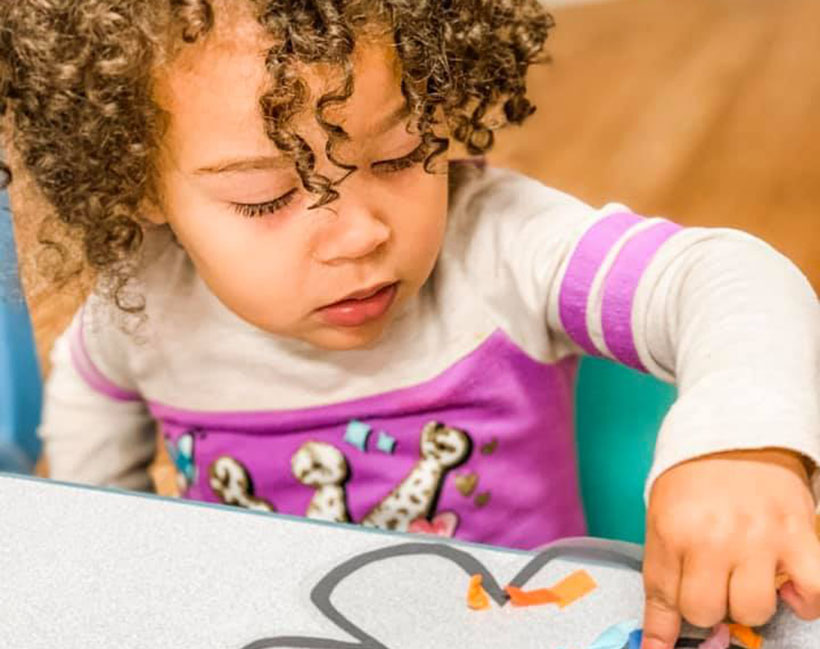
left=447, top=163, right=592, bottom=228
left=436, top=163, right=635, bottom=362
left=441, top=163, right=606, bottom=278
left=65, top=226, right=194, bottom=391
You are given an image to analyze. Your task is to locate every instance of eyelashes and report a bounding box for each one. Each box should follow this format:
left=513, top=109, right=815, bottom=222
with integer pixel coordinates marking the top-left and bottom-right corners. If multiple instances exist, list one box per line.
left=231, top=188, right=299, bottom=219
left=232, top=143, right=427, bottom=219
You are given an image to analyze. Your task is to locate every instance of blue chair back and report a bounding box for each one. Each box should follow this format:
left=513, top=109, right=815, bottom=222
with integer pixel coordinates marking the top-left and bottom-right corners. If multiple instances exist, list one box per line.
left=0, top=190, right=42, bottom=472
left=576, top=357, right=676, bottom=543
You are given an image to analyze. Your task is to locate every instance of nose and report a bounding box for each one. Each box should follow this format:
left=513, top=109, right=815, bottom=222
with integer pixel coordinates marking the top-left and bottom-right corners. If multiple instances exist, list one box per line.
left=313, top=196, right=391, bottom=265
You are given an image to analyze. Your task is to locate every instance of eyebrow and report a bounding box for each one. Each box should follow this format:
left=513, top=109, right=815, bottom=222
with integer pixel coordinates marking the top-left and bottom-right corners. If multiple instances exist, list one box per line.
left=194, top=103, right=413, bottom=176
left=194, top=154, right=291, bottom=175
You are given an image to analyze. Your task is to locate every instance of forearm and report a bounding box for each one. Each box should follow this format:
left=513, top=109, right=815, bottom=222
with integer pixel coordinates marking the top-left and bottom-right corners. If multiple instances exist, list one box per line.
left=638, top=229, right=820, bottom=496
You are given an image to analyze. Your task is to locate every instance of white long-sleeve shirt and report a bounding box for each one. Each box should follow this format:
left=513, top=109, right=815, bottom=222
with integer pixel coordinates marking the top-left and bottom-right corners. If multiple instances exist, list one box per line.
left=39, top=163, right=820, bottom=550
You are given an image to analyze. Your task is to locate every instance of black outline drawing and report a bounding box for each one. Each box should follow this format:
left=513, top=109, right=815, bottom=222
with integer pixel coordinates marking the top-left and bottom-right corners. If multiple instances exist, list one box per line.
left=240, top=538, right=743, bottom=649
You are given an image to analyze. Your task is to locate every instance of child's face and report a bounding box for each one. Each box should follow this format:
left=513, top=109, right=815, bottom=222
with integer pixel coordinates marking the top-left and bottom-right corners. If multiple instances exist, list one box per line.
left=151, top=8, right=448, bottom=350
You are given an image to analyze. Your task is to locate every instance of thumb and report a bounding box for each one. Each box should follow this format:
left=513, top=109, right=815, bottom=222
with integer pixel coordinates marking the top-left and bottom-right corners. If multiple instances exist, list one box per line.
left=642, top=536, right=682, bottom=649
left=642, top=592, right=682, bottom=649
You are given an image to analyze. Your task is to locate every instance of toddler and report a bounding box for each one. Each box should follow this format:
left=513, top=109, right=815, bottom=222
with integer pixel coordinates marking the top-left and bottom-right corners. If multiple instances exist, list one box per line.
left=1, top=2, right=818, bottom=647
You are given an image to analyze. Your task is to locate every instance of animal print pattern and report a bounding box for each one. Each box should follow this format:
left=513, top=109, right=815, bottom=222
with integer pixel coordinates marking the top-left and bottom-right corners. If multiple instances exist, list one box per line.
left=361, top=422, right=472, bottom=531
left=291, top=441, right=351, bottom=523
left=206, top=422, right=474, bottom=534
left=209, top=456, right=276, bottom=513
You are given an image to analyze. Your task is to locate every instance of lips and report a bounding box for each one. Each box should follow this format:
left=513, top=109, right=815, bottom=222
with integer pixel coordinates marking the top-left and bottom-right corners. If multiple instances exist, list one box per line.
left=339, top=282, right=396, bottom=302
left=317, top=282, right=399, bottom=328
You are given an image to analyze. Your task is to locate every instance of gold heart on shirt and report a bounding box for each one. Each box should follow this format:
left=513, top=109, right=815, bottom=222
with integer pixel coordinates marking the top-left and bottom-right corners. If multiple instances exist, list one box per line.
left=455, top=472, right=479, bottom=497
left=480, top=438, right=499, bottom=455
left=475, top=491, right=492, bottom=508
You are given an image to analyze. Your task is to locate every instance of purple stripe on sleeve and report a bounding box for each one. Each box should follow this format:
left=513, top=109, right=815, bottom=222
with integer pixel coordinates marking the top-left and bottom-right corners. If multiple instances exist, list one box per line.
left=601, top=219, right=683, bottom=372
left=68, top=315, right=142, bottom=402
left=558, top=212, right=644, bottom=355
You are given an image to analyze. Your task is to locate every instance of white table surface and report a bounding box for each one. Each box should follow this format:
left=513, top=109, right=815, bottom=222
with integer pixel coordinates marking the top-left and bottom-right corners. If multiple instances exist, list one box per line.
left=1, top=474, right=816, bottom=649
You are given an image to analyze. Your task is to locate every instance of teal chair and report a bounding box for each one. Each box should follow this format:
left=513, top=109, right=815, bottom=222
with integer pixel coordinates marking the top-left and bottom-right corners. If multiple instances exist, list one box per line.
left=0, top=190, right=42, bottom=473
left=576, top=357, right=676, bottom=543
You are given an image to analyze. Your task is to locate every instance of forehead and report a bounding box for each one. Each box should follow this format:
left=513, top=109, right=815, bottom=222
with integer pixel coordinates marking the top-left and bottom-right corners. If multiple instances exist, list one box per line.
left=153, top=4, right=405, bottom=167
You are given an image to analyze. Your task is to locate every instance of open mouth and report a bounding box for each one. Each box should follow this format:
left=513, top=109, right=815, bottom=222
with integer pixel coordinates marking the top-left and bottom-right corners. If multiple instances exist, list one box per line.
left=317, top=282, right=399, bottom=328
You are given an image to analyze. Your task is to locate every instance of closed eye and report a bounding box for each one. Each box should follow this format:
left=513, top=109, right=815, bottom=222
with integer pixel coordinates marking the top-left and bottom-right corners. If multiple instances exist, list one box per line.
left=232, top=188, right=299, bottom=219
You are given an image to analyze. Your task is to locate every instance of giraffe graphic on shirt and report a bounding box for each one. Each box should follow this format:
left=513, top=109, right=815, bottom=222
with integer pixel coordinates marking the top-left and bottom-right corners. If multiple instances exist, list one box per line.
left=360, top=422, right=471, bottom=531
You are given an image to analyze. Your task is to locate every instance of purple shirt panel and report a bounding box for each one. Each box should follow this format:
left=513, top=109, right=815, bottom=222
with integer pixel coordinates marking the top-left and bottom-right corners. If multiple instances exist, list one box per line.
left=149, top=330, right=586, bottom=550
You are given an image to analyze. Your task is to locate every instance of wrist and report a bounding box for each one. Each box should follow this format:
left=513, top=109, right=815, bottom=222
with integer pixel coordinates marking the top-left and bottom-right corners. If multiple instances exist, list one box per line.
left=700, top=447, right=813, bottom=484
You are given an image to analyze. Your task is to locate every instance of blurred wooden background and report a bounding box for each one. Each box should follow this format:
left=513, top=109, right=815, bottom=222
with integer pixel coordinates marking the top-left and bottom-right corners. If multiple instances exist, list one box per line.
left=491, top=0, right=819, bottom=289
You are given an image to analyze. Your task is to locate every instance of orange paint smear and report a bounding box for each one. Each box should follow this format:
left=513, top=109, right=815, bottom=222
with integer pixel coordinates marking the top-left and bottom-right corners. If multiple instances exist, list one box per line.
left=467, top=574, right=491, bottom=611
left=549, top=570, right=597, bottom=608
left=728, top=624, right=763, bottom=649
left=504, top=585, right=561, bottom=607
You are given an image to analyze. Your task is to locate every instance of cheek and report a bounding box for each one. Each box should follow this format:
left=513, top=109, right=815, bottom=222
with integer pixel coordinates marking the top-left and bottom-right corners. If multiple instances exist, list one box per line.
left=394, top=172, right=448, bottom=272
left=164, top=191, right=314, bottom=322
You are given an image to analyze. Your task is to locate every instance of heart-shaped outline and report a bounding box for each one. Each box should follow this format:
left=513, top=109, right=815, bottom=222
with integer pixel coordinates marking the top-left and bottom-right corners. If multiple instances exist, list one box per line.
left=240, top=538, right=750, bottom=649
left=239, top=538, right=690, bottom=649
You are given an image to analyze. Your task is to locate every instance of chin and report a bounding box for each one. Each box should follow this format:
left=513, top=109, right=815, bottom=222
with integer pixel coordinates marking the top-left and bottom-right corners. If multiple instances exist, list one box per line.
left=300, top=319, right=392, bottom=351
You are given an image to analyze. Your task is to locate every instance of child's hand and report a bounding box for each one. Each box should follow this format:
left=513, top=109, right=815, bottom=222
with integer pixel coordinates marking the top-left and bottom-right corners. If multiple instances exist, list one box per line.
left=641, top=448, right=820, bottom=649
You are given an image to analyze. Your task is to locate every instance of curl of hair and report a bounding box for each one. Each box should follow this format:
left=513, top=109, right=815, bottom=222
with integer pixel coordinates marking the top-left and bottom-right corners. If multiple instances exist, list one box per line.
left=0, top=0, right=553, bottom=309
left=170, top=0, right=214, bottom=43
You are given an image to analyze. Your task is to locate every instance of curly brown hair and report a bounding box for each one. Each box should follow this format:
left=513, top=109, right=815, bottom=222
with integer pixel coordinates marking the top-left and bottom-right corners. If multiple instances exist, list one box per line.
left=0, top=0, right=553, bottom=308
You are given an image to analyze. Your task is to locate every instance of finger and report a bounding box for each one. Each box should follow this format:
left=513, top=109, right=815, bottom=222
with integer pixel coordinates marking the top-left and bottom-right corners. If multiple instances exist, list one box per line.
left=642, top=531, right=683, bottom=649
left=728, top=557, right=778, bottom=627
left=779, top=531, right=820, bottom=620
left=678, top=550, right=730, bottom=628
